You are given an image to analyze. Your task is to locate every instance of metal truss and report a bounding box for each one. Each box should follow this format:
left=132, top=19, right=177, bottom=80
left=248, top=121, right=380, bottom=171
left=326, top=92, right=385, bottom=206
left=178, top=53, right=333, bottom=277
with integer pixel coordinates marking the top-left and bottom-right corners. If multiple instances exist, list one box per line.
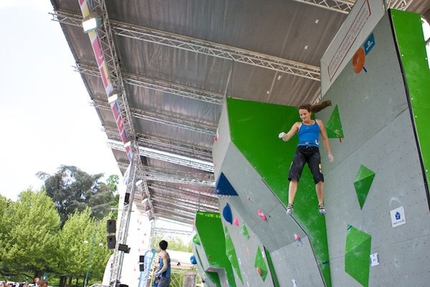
left=95, top=3, right=135, bottom=140
left=71, top=1, right=155, bottom=284
left=295, top=0, right=414, bottom=14
left=117, top=162, right=215, bottom=187
left=135, top=133, right=213, bottom=162
left=153, top=211, right=195, bottom=224
left=152, top=227, right=193, bottom=236
left=131, top=107, right=217, bottom=136
left=92, top=98, right=217, bottom=136
left=53, top=10, right=321, bottom=81
left=387, top=0, right=413, bottom=10
left=153, top=206, right=196, bottom=220
left=143, top=166, right=214, bottom=187
left=109, top=139, right=214, bottom=172
left=294, top=0, right=354, bottom=13
left=76, top=62, right=224, bottom=105
left=152, top=194, right=218, bottom=213
left=149, top=182, right=219, bottom=202
left=104, top=127, right=213, bottom=162
left=152, top=196, right=209, bottom=214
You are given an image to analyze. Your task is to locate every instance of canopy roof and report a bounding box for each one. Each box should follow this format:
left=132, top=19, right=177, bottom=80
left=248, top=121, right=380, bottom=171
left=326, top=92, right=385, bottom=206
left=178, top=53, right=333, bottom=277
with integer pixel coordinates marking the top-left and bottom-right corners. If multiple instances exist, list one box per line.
left=50, top=0, right=430, bottom=227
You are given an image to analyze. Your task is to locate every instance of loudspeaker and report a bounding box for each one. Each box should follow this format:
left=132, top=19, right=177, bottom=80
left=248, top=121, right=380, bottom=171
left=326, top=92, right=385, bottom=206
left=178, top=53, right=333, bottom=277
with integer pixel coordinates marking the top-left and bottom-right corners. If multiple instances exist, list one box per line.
left=124, top=193, right=130, bottom=204
left=139, top=255, right=145, bottom=263
left=107, top=235, right=116, bottom=250
left=107, top=219, right=116, bottom=234
left=119, top=243, right=130, bottom=253
left=139, top=264, right=144, bottom=271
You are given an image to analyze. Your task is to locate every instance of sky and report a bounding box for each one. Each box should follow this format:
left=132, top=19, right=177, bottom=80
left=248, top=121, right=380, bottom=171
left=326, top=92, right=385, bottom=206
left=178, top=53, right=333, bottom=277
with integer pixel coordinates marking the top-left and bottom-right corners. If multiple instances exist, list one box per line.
left=0, top=1, right=121, bottom=201
left=0, top=1, right=429, bottom=202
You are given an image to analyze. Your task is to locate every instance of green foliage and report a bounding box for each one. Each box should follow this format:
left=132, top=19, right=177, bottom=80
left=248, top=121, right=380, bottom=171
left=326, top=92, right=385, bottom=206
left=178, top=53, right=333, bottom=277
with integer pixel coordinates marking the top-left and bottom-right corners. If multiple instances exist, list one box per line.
left=37, top=166, right=118, bottom=226
left=150, top=233, right=192, bottom=252
left=0, top=190, right=60, bottom=279
left=57, top=209, right=112, bottom=281
left=0, top=191, right=112, bottom=286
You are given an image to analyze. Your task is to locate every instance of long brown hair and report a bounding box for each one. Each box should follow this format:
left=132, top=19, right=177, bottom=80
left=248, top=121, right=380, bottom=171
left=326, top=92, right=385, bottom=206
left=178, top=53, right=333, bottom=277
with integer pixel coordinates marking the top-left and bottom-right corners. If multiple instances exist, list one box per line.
left=299, top=100, right=331, bottom=113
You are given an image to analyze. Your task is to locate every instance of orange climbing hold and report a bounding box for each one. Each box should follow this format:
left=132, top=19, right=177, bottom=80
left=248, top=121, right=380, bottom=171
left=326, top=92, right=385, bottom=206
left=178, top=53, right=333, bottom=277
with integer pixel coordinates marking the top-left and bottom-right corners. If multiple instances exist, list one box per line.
left=352, top=48, right=365, bottom=73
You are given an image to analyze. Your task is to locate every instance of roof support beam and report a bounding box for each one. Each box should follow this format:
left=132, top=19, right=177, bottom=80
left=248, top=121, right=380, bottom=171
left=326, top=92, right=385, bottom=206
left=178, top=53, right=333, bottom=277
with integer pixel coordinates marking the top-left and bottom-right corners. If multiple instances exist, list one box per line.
left=153, top=207, right=196, bottom=222
left=105, top=127, right=213, bottom=162
left=143, top=166, right=214, bottom=187
left=118, top=161, right=215, bottom=187
left=152, top=227, right=193, bottom=236
left=294, top=0, right=414, bottom=14
left=92, top=98, right=217, bottom=136
left=109, top=139, right=214, bottom=172
left=386, top=0, right=414, bottom=10
left=53, top=10, right=320, bottom=81
left=293, top=0, right=353, bottom=13
left=76, top=62, right=224, bottom=105
left=149, top=182, right=218, bottom=202
left=151, top=194, right=218, bottom=213
left=152, top=196, right=215, bottom=214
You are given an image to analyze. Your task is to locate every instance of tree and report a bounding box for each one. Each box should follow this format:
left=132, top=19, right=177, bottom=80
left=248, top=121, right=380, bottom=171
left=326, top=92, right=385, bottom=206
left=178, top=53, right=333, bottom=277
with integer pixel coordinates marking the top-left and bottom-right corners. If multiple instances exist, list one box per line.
left=150, top=233, right=192, bottom=252
left=0, top=190, right=61, bottom=279
left=37, top=166, right=118, bottom=226
left=55, top=209, right=112, bottom=287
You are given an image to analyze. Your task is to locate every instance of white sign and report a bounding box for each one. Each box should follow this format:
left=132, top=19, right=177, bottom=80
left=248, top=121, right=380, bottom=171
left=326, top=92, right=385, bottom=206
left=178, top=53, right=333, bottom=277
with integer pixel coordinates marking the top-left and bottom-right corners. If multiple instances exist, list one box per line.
left=320, top=0, right=385, bottom=96
left=390, top=206, right=406, bottom=227
left=370, top=253, right=379, bottom=266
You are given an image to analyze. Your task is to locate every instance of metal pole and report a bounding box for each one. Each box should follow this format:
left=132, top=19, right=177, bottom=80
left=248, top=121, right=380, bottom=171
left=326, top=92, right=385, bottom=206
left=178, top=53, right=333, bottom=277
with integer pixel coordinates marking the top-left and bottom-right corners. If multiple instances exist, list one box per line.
left=84, top=232, right=97, bottom=287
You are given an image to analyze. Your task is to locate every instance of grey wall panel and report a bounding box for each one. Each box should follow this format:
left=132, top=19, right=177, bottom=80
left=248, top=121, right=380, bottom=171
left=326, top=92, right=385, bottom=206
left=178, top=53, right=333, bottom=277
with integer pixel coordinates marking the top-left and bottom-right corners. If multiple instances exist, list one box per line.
left=219, top=143, right=326, bottom=286
left=219, top=196, right=276, bottom=287
left=220, top=143, right=301, bottom=251
left=270, top=239, right=327, bottom=287
left=318, top=13, right=408, bottom=168
left=319, top=12, right=430, bottom=286
left=213, top=101, right=231, bottom=179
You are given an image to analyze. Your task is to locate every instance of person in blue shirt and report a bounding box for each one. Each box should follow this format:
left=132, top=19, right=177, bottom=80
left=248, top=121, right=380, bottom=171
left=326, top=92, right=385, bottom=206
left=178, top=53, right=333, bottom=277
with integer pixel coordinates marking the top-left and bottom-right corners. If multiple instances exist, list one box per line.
left=279, top=101, right=334, bottom=215
left=154, top=240, right=171, bottom=287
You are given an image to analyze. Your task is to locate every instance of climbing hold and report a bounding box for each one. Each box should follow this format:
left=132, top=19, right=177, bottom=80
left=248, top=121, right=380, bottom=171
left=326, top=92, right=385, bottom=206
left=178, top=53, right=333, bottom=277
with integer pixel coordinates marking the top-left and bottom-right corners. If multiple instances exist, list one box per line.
left=257, top=210, right=267, bottom=220
left=352, top=48, right=365, bottom=73
left=193, top=234, right=201, bottom=245
left=223, top=203, right=233, bottom=224
left=294, top=234, right=303, bottom=246
left=241, top=224, right=250, bottom=239
left=233, top=218, right=239, bottom=226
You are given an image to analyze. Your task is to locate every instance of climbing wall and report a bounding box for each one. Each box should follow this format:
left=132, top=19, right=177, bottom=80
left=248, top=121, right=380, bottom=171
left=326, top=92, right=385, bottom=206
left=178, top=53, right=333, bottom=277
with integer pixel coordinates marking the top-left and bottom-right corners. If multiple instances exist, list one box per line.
left=191, top=2, right=430, bottom=286
left=209, top=99, right=332, bottom=287
left=193, top=211, right=235, bottom=287
left=318, top=9, right=430, bottom=287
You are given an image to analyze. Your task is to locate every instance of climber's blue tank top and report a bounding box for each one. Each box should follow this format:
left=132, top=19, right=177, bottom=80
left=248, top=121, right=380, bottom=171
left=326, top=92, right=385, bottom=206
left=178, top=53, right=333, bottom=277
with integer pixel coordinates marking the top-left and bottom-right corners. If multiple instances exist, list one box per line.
left=159, top=254, right=171, bottom=278
left=297, top=121, right=320, bottom=147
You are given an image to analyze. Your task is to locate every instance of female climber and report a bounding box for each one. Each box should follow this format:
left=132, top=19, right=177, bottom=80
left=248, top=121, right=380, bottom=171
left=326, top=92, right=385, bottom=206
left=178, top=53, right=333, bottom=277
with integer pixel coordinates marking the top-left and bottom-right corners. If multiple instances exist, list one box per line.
left=278, top=100, right=334, bottom=215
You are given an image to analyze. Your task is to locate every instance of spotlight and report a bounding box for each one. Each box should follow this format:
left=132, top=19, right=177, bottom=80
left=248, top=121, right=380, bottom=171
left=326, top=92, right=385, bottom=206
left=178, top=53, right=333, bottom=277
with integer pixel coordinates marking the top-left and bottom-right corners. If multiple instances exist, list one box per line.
left=82, top=13, right=102, bottom=33
left=108, top=90, right=121, bottom=103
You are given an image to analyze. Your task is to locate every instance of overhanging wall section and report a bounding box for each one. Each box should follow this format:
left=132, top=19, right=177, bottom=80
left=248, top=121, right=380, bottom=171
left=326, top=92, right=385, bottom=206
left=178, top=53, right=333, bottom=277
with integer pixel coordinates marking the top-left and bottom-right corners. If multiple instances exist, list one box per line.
left=212, top=98, right=332, bottom=286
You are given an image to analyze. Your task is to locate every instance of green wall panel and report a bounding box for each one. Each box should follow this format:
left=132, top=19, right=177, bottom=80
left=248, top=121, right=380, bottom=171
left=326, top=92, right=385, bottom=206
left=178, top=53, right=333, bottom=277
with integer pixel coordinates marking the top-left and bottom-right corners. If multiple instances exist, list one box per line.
left=264, top=247, right=280, bottom=287
left=224, top=226, right=243, bottom=283
left=391, top=9, right=430, bottom=194
left=227, top=97, right=331, bottom=286
left=195, top=211, right=236, bottom=286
